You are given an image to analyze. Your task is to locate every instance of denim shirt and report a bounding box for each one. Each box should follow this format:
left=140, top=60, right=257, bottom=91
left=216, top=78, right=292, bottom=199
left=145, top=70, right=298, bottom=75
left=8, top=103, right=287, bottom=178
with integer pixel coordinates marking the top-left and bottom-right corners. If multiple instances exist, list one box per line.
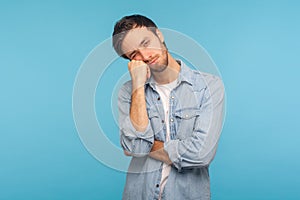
left=118, top=61, right=225, bottom=200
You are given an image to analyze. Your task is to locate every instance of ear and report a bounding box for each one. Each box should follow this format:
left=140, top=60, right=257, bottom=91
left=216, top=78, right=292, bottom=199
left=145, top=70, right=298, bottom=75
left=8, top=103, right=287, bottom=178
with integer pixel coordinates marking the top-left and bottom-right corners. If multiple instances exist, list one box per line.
left=156, top=29, right=164, bottom=43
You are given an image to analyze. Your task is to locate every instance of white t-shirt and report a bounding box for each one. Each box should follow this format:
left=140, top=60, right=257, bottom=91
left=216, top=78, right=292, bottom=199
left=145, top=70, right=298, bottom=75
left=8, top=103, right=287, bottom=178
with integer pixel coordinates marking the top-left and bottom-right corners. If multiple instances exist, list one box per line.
left=155, top=79, right=178, bottom=199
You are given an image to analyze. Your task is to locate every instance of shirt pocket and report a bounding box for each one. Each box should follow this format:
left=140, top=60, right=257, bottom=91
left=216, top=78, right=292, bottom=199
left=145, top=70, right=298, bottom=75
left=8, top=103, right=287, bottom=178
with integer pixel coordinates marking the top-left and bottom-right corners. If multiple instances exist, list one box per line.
left=174, top=108, right=201, bottom=140
left=147, top=108, right=164, bottom=138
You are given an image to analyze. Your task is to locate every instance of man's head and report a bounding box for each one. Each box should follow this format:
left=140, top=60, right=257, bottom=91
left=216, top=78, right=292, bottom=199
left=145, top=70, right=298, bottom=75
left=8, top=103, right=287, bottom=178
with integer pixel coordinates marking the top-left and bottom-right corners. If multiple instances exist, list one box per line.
left=112, top=14, right=169, bottom=72
left=113, top=14, right=160, bottom=58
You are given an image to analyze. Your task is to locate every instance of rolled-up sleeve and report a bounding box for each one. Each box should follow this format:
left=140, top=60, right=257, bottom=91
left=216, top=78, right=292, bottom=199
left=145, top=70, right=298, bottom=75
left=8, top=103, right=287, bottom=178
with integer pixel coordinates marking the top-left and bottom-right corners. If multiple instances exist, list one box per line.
left=118, top=83, right=154, bottom=157
left=164, top=75, right=225, bottom=171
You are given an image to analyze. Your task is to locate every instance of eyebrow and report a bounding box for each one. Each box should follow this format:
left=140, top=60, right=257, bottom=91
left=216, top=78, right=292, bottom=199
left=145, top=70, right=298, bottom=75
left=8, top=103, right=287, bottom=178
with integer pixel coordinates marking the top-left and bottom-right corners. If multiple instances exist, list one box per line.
left=139, top=37, right=149, bottom=46
left=127, top=37, right=150, bottom=59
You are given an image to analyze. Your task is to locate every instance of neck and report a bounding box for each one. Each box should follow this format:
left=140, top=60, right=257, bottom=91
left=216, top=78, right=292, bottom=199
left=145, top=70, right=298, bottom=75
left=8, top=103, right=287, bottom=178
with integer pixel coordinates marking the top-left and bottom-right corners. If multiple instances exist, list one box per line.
left=152, top=53, right=180, bottom=84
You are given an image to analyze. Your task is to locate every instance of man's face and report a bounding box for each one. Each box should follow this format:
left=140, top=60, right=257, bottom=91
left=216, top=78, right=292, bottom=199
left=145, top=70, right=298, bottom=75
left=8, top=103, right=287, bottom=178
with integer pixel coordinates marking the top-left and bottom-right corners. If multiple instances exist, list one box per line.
left=121, top=27, right=168, bottom=73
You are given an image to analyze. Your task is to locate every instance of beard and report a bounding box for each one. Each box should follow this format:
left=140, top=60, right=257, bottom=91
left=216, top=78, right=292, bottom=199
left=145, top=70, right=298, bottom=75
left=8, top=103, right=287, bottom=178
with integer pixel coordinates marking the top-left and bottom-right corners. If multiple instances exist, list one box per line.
left=148, top=47, right=169, bottom=73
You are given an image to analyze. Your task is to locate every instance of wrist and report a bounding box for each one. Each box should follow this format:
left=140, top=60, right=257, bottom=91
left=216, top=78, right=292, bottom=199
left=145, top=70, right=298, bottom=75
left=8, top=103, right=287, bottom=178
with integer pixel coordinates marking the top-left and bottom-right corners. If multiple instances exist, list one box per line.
left=132, top=80, right=145, bottom=92
left=151, top=140, right=164, bottom=152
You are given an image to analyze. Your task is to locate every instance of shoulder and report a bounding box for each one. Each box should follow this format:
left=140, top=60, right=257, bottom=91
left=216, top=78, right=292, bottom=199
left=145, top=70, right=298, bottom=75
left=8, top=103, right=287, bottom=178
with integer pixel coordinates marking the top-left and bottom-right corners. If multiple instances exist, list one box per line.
left=184, top=66, right=224, bottom=91
left=184, top=68, right=225, bottom=107
left=200, top=71, right=224, bottom=90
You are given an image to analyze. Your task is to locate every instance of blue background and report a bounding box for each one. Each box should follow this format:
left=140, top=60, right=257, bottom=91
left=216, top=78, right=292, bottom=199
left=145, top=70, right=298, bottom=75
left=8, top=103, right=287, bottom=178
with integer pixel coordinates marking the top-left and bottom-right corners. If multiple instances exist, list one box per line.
left=1, top=0, right=300, bottom=199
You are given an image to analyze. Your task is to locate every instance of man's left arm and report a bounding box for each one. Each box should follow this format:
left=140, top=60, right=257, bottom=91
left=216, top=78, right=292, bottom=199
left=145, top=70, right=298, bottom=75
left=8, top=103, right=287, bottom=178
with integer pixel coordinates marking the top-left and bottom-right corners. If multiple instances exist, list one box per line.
left=150, top=75, right=225, bottom=170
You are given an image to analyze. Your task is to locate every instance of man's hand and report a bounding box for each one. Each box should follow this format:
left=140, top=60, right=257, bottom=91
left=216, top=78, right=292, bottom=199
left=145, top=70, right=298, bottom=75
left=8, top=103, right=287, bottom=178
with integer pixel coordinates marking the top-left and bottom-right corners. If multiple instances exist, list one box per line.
left=149, top=140, right=172, bottom=165
left=128, top=60, right=151, bottom=91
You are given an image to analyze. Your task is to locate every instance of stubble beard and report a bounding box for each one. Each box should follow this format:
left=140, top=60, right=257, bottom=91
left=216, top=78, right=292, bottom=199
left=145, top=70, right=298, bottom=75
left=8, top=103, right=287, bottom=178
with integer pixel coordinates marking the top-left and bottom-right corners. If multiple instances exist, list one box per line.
left=149, top=48, right=169, bottom=73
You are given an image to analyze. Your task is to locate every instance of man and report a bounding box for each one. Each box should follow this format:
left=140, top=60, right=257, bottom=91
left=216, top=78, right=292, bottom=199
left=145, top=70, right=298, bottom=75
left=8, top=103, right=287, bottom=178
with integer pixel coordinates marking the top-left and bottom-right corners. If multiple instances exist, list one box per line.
left=113, top=14, right=224, bottom=200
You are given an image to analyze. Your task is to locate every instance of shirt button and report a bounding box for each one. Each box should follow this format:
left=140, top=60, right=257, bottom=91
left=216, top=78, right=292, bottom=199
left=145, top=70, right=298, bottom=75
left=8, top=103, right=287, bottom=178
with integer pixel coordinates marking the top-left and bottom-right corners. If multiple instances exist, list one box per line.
left=185, top=114, right=189, bottom=118
left=156, top=184, right=159, bottom=187
left=161, top=120, right=165, bottom=123
left=170, top=118, right=174, bottom=122
left=157, top=97, right=160, bottom=100
left=171, top=96, right=174, bottom=99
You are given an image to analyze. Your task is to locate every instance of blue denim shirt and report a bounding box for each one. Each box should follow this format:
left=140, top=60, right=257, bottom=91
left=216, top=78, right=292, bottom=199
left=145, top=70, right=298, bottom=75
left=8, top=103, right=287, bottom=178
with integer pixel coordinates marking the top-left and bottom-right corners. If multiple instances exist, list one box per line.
left=118, top=61, right=225, bottom=200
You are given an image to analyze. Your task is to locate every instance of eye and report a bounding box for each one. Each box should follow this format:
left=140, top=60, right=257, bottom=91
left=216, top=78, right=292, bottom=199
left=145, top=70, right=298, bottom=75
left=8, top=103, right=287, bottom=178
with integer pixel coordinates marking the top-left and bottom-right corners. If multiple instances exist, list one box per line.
left=129, top=52, right=137, bottom=60
left=143, top=40, right=150, bottom=47
left=131, top=53, right=137, bottom=59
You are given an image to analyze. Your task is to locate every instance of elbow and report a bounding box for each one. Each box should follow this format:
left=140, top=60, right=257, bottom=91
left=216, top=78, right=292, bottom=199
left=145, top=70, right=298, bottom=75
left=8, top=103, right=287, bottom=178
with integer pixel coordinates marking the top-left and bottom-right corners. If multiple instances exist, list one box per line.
left=178, top=147, right=218, bottom=170
left=196, top=147, right=218, bottom=167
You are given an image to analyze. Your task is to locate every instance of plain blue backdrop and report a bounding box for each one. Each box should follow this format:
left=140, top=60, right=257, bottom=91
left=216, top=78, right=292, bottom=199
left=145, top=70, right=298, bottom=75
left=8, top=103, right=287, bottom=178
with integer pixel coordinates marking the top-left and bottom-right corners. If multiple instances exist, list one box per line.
left=1, top=0, right=300, bottom=199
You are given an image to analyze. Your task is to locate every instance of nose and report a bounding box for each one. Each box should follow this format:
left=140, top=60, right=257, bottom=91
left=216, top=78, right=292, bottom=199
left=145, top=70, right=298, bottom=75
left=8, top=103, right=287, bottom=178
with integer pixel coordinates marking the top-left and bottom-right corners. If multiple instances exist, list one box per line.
left=137, top=48, right=152, bottom=62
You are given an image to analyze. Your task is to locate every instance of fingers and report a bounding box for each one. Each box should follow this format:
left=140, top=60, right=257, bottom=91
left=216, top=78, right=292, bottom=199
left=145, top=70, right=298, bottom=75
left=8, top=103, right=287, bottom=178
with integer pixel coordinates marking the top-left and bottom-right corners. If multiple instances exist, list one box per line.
left=128, top=60, right=147, bottom=71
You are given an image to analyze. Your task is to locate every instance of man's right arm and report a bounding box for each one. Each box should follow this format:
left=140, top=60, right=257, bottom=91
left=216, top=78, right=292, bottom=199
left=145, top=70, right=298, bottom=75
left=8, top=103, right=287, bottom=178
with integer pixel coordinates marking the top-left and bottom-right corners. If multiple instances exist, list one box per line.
left=129, top=60, right=151, bottom=131
left=130, top=86, right=148, bottom=132
left=118, top=60, right=154, bottom=157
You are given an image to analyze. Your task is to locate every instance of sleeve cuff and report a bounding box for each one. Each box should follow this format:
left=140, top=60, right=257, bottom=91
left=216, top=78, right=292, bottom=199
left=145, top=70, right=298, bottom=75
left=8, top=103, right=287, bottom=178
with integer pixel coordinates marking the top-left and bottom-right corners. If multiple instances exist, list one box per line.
left=164, top=140, right=182, bottom=170
left=122, top=116, right=153, bottom=141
